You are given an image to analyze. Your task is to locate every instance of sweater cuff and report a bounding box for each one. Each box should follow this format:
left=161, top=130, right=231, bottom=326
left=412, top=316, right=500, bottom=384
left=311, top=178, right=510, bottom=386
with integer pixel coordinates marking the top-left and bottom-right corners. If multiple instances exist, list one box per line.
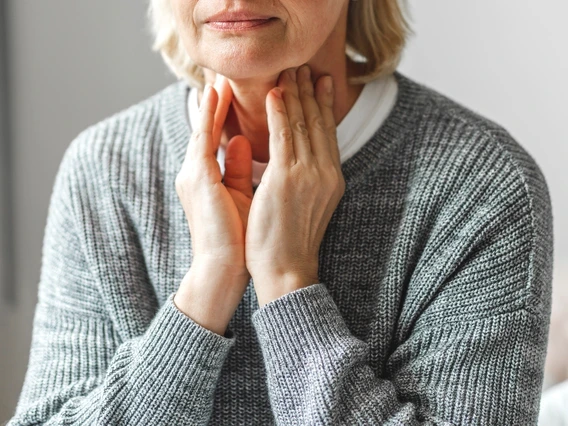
left=251, top=283, right=352, bottom=366
left=138, top=293, right=236, bottom=382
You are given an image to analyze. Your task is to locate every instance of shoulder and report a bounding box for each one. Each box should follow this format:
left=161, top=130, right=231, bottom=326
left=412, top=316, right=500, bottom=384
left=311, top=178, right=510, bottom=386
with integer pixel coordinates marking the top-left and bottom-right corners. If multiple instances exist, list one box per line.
left=395, top=73, right=553, bottom=314
left=48, top=80, right=189, bottom=226
left=59, top=80, right=188, bottom=177
left=395, top=72, right=551, bottom=220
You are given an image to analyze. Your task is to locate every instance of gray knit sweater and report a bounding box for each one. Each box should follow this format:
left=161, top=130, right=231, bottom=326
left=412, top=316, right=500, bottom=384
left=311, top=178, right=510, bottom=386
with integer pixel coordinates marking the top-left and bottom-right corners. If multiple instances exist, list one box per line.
left=8, top=71, right=553, bottom=425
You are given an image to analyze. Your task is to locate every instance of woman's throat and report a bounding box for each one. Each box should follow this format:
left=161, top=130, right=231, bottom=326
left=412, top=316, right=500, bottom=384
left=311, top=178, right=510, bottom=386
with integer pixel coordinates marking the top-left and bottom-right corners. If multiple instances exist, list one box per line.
left=223, top=106, right=271, bottom=163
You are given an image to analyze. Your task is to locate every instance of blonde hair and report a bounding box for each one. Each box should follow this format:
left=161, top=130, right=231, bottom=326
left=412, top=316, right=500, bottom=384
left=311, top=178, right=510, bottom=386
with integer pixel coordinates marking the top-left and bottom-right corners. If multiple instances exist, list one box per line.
left=147, top=0, right=411, bottom=88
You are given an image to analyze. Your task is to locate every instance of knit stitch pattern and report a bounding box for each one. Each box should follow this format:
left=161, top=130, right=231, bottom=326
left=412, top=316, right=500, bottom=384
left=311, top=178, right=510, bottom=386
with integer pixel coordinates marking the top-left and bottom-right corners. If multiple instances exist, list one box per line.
left=8, top=72, right=553, bottom=425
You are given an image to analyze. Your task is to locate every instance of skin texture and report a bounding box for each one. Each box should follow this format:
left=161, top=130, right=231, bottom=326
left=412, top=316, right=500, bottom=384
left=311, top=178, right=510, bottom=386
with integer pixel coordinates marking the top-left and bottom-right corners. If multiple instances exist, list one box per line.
left=246, top=67, right=346, bottom=306
left=171, top=0, right=359, bottom=333
left=170, top=0, right=364, bottom=161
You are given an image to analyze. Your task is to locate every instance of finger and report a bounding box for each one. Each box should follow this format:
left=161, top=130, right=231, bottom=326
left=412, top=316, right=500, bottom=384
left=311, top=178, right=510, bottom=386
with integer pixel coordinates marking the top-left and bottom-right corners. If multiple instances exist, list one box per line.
left=266, top=87, right=295, bottom=167
left=212, top=74, right=233, bottom=150
left=224, top=135, right=253, bottom=199
left=297, top=65, right=333, bottom=165
left=315, top=76, right=340, bottom=170
left=186, top=84, right=218, bottom=162
left=279, top=67, right=312, bottom=162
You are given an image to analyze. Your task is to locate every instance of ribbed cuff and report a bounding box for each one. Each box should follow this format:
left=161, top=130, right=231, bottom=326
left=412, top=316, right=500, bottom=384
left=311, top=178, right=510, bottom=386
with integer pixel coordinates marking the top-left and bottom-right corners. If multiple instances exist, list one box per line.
left=251, top=283, right=352, bottom=367
left=137, top=292, right=236, bottom=387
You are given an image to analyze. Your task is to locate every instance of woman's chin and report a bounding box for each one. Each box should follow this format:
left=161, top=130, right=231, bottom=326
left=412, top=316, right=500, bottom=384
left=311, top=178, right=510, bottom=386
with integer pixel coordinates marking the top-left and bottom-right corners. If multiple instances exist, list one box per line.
left=192, top=36, right=304, bottom=81
left=199, top=55, right=293, bottom=83
left=215, top=66, right=280, bottom=83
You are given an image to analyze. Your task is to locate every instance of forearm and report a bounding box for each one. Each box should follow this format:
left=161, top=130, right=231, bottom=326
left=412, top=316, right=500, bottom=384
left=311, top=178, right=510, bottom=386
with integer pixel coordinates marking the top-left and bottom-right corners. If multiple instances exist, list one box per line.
left=9, top=294, right=236, bottom=426
left=252, top=284, right=546, bottom=425
left=174, top=261, right=250, bottom=336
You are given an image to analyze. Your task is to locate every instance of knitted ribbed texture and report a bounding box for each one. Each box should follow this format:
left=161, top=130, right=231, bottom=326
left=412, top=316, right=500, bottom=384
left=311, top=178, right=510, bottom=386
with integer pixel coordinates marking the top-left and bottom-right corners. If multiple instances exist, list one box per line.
left=8, top=72, right=553, bottom=425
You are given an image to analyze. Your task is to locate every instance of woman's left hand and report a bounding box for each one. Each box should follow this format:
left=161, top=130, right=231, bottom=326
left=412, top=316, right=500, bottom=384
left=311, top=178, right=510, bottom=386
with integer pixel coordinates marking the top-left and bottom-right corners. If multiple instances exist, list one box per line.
left=246, top=65, right=346, bottom=307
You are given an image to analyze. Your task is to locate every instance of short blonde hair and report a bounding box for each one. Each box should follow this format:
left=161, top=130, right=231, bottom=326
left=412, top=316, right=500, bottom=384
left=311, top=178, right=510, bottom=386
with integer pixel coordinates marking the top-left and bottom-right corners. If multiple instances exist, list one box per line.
left=147, top=0, right=411, bottom=88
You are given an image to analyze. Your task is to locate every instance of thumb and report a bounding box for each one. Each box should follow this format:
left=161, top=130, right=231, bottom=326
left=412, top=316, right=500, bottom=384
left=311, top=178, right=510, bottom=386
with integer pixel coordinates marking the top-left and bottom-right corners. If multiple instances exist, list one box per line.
left=224, top=135, right=253, bottom=199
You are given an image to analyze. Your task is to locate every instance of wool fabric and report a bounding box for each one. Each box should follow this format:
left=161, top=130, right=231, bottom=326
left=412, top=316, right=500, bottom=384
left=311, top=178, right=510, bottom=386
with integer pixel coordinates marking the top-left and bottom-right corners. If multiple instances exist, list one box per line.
left=8, top=71, right=553, bottom=425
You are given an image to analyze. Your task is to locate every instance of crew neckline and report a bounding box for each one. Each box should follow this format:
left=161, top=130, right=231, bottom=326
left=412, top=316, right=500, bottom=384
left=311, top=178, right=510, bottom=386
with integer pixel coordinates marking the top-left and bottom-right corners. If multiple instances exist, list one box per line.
left=186, top=74, right=398, bottom=187
left=160, top=71, right=424, bottom=189
left=187, top=75, right=397, bottom=164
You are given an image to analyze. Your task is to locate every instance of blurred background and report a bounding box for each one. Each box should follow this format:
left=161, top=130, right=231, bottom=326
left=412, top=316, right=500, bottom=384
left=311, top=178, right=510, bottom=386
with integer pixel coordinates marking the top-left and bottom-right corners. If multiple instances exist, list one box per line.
left=0, top=0, right=566, bottom=423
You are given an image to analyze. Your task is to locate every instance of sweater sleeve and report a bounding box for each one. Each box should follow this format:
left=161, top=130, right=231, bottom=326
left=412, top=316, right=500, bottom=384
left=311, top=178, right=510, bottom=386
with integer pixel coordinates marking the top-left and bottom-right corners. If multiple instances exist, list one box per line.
left=251, top=145, right=553, bottom=424
left=252, top=285, right=547, bottom=425
left=8, top=141, right=236, bottom=426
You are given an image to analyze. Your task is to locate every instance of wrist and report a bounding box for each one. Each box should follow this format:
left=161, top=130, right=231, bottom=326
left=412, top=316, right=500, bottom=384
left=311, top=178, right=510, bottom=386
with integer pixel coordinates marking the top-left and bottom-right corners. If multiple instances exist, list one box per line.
left=191, top=256, right=249, bottom=281
left=174, top=262, right=250, bottom=336
left=253, top=271, right=319, bottom=307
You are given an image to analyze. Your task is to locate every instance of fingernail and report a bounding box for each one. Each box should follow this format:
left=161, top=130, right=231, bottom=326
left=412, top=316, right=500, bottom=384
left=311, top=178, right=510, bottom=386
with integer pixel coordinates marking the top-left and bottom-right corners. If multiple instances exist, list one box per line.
left=273, top=87, right=283, bottom=99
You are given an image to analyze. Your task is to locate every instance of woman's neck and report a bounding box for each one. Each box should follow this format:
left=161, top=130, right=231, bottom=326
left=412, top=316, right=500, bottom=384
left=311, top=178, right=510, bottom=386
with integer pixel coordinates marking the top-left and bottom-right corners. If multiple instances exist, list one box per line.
left=201, top=57, right=365, bottom=163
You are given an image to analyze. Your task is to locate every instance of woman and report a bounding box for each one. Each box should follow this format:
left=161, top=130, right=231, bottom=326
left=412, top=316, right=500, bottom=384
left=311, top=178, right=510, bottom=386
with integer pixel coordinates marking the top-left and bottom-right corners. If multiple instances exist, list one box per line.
left=9, top=0, right=553, bottom=424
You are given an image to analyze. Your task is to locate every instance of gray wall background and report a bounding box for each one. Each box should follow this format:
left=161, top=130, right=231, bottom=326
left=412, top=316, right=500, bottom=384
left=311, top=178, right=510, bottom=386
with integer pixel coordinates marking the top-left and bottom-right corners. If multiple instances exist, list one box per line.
left=0, top=0, right=566, bottom=422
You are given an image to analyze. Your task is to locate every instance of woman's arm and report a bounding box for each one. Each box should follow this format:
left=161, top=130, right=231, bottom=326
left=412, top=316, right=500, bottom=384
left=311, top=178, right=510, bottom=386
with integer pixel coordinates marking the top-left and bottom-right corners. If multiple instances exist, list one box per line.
left=8, top=138, right=236, bottom=426
left=252, top=288, right=546, bottom=425
left=248, top=91, right=553, bottom=423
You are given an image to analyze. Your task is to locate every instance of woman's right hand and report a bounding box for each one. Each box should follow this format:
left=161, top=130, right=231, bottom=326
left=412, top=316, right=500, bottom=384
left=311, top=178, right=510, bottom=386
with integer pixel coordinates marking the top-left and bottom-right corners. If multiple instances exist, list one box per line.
left=173, top=77, right=254, bottom=335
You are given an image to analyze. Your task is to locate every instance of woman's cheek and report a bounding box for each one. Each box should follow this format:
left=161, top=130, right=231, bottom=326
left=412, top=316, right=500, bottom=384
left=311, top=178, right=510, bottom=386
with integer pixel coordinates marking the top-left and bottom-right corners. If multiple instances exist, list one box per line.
left=170, top=0, right=196, bottom=29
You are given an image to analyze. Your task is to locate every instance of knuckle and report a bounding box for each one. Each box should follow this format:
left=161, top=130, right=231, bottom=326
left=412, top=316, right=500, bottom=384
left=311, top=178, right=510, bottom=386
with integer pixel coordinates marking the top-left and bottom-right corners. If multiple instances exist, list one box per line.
left=279, top=127, right=294, bottom=143
left=294, top=120, right=309, bottom=138
left=309, top=116, right=326, bottom=132
left=274, top=103, right=287, bottom=115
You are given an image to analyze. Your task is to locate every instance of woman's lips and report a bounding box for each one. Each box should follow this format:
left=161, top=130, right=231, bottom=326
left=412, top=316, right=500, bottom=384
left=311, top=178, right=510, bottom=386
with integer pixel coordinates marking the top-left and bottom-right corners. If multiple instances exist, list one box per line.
left=205, top=17, right=277, bottom=31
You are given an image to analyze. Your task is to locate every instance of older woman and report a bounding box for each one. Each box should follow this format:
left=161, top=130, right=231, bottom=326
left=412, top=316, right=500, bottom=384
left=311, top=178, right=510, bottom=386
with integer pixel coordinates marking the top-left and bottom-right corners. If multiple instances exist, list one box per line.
left=9, top=0, right=553, bottom=425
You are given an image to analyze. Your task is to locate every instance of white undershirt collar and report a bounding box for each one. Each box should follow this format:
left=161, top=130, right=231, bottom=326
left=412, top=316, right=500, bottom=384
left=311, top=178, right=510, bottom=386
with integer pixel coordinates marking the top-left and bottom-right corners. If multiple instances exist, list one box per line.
left=187, top=73, right=398, bottom=187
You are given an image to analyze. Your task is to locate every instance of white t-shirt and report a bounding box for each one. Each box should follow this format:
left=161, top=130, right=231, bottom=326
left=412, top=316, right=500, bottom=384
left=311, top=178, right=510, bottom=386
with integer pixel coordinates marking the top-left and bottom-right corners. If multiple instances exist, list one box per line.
left=187, top=73, right=398, bottom=187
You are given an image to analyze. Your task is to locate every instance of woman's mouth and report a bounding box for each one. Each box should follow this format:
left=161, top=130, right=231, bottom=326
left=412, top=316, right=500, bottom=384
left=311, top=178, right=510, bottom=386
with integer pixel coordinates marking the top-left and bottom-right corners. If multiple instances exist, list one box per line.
left=206, top=18, right=276, bottom=31
left=204, top=12, right=278, bottom=32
